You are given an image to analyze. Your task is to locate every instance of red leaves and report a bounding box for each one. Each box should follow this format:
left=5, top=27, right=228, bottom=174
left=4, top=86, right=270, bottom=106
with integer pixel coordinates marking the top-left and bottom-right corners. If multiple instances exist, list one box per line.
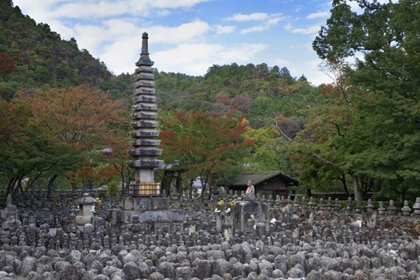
left=0, top=53, right=21, bottom=76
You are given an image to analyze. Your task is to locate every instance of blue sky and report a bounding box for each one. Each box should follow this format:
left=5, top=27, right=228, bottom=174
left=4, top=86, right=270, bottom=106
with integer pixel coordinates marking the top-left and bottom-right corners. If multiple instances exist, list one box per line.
left=14, top=0, right=343, bottom=85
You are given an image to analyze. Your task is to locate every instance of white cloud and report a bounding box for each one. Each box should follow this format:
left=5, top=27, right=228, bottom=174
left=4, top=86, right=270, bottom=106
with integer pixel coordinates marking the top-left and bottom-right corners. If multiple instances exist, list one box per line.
left=48, top=19, right=76, bottom=39
left=46, top=14, right=211, bottom=77
left=53, top=2, right=129, bottom=19
left=14, top=0, right=212, bottom=21
left=148, top=20, right=211, bottom=44
left=101, top=41, right=140, bottom=75
left=241, top=26, right=266, bottom=34
left=291, top=25, right=321, bottom=35
left=240, top=16, right=284, bottom=34
left=137, top=0, right=212, bottom=9
left=152, top=43, right=267, bottom=75
left=215, top=25, right=236, bottom=34
left=225, top=13, right=269, bottom=22
left=73, top=24, right=109, bottom=53
left=284, top=23, right=293, bottom=31
left=307, top=11, right=329, bottom=19
left=266, top=17, right=283, bottom=26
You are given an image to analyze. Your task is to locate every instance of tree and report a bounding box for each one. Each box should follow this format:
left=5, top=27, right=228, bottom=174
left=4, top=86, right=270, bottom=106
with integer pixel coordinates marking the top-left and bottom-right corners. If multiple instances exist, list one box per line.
left=229, top=94, right=252, bottom=114
left=243, top=125, right=297, bottom=176
left=15, top=85, right=129, bottom=190
left=0, top=100, right=82, bottom=198
left=16, top=85, right=126, bottom=146
left=312, top=0, right=420, bottom=202
left=159, top=109, right=254, bottom=198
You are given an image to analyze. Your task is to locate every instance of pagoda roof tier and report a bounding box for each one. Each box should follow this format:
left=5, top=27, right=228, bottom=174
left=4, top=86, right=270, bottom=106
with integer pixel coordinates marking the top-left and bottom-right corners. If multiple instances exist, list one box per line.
left=136, top=57, right=154, bottom=67
left=128, top=147, right=162, bottom=156
left=130, top=139, right=161, bottom=147
left=135, top=73, right=154, bottom=80
left=135, top=65, right=154, bottom=73
left=131, top=120, right=159, bottom=129
left=133, top=103, right=157, bottom=111
left=133, top=95, right=156, bottom=103
left=131, top=111, right=157, bottom=120
left=130, top=129, right=160, bottom=138
left=134, top=80, right=155, bottom=88
left=127, top=159, right=164, bottom=169
left=134, top=88, right=156, bottom=95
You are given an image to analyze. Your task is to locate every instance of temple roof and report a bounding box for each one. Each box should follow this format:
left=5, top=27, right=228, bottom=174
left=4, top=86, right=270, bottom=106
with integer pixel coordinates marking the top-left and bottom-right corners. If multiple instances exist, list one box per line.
left=230, top=171, right=298, bottom=186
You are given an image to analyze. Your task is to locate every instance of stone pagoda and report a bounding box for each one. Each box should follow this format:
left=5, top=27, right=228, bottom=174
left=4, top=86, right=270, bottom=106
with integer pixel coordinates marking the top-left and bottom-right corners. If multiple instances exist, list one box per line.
left=127, top=32, right=163, bottom=193
left=114, top=32, right=184, bottom=234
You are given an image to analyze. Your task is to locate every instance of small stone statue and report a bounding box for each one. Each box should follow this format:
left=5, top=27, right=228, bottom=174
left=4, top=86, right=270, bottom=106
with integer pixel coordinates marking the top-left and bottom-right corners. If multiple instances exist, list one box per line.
left=245, top=180, right=255, bottom=201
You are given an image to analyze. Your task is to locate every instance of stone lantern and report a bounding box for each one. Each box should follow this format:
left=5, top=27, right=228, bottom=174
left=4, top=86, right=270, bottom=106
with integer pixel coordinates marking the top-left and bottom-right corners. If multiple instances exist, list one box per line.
left=75, top=193, right=96, bottom=226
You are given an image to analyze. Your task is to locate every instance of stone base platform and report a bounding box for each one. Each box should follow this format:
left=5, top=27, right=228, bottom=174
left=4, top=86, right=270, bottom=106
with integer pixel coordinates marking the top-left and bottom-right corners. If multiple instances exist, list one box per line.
left=233, top=200, right=269, bottom=232
left=108, top=196, right=185, bottom=234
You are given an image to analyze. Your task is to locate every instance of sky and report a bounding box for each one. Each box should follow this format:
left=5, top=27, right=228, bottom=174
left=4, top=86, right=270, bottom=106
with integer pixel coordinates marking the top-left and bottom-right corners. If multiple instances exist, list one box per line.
left=13, top=0, right=346, bottom=86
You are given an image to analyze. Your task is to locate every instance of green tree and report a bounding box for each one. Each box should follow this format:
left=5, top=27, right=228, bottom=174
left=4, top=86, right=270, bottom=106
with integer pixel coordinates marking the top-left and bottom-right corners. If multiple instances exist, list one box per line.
left=312, top=0, right=420, bottom=202
left=0, top=100, right=82, bottom=198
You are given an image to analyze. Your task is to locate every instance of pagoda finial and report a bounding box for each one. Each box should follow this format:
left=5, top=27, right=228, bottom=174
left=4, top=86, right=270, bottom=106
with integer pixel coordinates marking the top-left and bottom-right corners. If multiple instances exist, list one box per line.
left=136, top=32, right=153, bottom=67
left=141, top=32, right=149, bottom=55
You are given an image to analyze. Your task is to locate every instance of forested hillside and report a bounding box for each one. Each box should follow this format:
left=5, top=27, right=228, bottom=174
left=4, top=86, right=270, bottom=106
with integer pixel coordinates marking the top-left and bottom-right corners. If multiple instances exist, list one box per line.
left=0, top=0, right=112, bottom=100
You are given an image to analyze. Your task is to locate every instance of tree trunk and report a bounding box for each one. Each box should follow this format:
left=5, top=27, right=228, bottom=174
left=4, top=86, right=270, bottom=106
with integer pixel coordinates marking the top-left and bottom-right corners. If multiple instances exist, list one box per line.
left=207, top=175, right=213, bottom=201
left=341, top=174, right=349, bottom=195
left=176, top=172, right=182, bottom=194
left=189, top=178, right=194, bottom=199
left=352, top=175, right=363, bottom=204
left=46, top=175, right=58, bottom=198
left=70, top=182, right=77, bottom=192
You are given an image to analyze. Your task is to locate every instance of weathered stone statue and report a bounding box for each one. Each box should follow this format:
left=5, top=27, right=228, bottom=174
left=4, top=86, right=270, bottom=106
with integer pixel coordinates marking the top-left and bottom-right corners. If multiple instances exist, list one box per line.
left=245, top=180, right=255, bottom=201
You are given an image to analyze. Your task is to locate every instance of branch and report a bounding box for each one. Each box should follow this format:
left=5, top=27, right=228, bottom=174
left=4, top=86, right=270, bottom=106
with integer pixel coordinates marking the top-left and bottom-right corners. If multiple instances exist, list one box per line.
left=334, top=123, right=345, bottom=137
left=273, top=119, right=342, bottom=171
left=305, top=151, right=342, bottom=171
left=274, top=119, right=293, bottom=141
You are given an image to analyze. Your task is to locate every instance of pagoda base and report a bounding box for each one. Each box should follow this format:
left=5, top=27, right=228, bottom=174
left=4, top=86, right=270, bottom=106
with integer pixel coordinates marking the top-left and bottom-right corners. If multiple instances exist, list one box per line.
left=108, top=196, right=185, bottom=235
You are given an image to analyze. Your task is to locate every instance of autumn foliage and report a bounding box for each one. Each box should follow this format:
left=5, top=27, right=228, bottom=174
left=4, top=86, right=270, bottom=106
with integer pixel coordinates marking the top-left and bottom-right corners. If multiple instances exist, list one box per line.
left=159, top=109, right=254, bottom=196
left=0, top=53, right=21, bottom=76
left=16, top=85, right=127, bottom=147
left=1, top=86, right=131, bottom=194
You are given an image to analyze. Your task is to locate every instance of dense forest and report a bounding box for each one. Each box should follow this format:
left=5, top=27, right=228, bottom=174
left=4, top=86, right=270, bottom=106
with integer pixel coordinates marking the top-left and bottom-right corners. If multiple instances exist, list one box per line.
left=1, top=0, right=419, bottom=205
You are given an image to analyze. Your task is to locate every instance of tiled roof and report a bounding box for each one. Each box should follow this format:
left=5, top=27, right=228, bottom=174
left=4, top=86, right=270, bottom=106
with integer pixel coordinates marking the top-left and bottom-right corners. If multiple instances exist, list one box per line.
left=230, top=171, right=298, bottom=186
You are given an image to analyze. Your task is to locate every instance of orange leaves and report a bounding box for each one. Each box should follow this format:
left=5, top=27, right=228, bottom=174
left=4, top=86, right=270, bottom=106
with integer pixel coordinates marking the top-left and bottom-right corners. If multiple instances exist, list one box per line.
left=16, top=85, right=128, bottom=147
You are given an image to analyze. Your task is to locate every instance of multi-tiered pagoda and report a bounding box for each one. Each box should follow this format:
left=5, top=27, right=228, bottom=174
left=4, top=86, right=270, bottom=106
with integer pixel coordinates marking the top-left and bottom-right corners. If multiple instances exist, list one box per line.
left=127, top=32, right=163, bottom=196
left=114, top=32, right=184, bottom=233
